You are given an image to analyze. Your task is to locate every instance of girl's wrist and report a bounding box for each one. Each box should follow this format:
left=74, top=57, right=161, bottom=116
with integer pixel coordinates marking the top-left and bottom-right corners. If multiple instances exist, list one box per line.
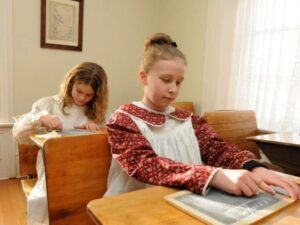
left=242, top=160, right=268, bottom=171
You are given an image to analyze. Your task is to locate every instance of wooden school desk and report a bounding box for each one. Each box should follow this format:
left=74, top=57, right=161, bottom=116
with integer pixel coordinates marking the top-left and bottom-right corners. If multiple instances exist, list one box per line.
left=87, top=186, right=300, bottom=225
left=247, top=132, right=300, bottom=176
left=29, top=129, right=111, bottom=225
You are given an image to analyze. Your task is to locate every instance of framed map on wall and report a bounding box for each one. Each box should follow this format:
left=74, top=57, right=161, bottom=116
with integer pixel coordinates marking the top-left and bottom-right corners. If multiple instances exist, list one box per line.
left=40, top=0, right=84, bottom=51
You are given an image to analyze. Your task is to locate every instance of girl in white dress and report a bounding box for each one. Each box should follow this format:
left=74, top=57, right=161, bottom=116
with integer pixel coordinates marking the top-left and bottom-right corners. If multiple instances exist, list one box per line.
left=13, top=62, right=108, bottom=225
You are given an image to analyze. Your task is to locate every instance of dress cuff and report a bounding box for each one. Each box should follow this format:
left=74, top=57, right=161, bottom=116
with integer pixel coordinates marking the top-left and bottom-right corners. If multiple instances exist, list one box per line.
left=202, top=167, right=221, bottom=195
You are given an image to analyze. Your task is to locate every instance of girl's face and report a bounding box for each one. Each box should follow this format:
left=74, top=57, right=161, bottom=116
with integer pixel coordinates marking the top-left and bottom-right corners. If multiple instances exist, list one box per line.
left=140, top=57, right=185, bottom=112
left=71, top=82, right=95, bottom=106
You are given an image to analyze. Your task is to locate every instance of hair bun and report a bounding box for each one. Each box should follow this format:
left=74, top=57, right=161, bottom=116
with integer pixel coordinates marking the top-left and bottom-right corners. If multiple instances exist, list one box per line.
left=145, top=33, right=177, bottom=50
left=150, top=39, right=167, bottom=46
left=141, top=32, right=187, bottom=73
left=150, top=39, right=177, bottom=48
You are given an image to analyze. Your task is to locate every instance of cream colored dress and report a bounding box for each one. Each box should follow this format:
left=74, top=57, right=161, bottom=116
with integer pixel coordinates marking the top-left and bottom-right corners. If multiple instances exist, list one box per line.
left=13, top=95, right=88, bottom=225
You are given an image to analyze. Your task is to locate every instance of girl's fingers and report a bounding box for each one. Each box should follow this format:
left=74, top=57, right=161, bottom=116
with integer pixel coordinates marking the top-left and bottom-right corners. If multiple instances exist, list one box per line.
left=52, top=117, right=62, bottom=130
left=288, top=179, right=300, bottom=195
left=260, top=177, right=299, bottom=200
left=242, top=176, right=260, bottom=196
left=45, top=119, right=54, bottom=129
left=240, top=182, right=256, bottom=197
left=41, top=115, right=61, bottom=129
left=259, top=181, right=275, bottom=195
left=276, top=180, right=299, bottom=200
left=76, top=122, right=100, bottom=131
left=89, top=124, right=99, bottom=131
left=87, top=124, right=96, bottom=131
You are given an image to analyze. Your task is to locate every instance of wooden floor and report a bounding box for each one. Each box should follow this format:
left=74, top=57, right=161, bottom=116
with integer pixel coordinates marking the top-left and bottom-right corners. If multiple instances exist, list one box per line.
left=0, top=178, right=27, bottom=225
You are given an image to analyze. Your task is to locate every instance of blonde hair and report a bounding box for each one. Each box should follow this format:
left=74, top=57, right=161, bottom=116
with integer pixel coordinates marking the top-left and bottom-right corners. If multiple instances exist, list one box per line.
left=59, top=62, right=108, bottom=125
left=141, top=33, right=187, bottom=73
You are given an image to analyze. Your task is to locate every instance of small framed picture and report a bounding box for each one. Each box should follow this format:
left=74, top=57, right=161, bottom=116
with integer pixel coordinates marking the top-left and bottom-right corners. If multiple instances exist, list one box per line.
left=40, top=0, right=84, bottom=51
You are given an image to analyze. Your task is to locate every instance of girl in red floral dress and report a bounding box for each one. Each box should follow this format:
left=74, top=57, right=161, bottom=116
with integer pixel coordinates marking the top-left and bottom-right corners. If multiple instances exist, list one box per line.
left=105, top=33, right=299, bottom=200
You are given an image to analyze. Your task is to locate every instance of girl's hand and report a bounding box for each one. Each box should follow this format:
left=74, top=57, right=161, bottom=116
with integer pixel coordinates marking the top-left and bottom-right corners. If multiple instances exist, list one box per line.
left=39, top=115, right=63, bottom=131
left=74, top=120, right=100, bottom=131
left=209, top=169, right=273, bottom=197
left=252, top=167, right=300, bottom=200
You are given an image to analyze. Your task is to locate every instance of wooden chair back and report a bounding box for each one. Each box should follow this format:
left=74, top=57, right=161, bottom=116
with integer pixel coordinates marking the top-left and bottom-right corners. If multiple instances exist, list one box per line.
left=43, top=132, right=111, bottom=225
left=18, top=143, right=39, bottom=177
left=204, top=110, right=261, bottom=158
left=171, top=101, right=195, bottom=113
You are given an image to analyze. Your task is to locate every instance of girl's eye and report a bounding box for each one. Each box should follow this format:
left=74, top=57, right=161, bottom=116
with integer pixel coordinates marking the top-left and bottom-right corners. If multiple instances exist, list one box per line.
left=162, top=78, right=171, bottom=83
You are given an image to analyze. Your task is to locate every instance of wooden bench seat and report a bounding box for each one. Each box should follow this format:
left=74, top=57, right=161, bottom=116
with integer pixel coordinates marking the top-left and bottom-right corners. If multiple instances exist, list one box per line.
left=18, top=143, right=39, bottom=199
left=18, top=143, right=39, bottom=178
left=21, top=178, right=37, bottom=198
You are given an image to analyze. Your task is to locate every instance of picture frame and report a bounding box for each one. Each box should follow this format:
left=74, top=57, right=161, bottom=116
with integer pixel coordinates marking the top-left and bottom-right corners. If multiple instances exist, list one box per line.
left=41, top=0, right=84, bottom=51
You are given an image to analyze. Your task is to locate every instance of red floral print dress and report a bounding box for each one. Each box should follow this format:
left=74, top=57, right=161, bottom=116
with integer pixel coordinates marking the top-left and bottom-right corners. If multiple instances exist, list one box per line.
left=105, top=102, right=257, bottom=196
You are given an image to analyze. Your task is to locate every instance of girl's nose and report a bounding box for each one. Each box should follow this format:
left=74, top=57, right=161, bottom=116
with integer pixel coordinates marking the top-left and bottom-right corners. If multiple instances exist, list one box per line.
left=169, top=83, right=177, bottom=93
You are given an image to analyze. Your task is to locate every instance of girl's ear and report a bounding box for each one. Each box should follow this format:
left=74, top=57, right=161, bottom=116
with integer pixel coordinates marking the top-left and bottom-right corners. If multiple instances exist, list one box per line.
left=139, top=70, right=147, bottom=85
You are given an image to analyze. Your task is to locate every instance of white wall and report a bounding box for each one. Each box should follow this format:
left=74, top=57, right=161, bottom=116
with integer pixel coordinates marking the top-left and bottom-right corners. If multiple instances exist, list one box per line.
left=0, top=125, right=16, bottom=179
left=201, top=0, right=239, bottom=114
left=13, top=0, right=208, bottom=116
left=159, top=0, right=208, bottom=113
left=13, top=0, right=160, bottom=115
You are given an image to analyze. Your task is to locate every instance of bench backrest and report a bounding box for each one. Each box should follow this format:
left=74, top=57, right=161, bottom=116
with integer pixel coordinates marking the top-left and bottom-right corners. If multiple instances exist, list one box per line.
left=170, top=101, right=195, bottom=113
left=204, top=110, right=261, bottom=158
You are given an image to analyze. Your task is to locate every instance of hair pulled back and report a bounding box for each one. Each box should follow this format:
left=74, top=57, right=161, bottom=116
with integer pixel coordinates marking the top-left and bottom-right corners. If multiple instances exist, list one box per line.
left=141, top=33, right=187, bottom=73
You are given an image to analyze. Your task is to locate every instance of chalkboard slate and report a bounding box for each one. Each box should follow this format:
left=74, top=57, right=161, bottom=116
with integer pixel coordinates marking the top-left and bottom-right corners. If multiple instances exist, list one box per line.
left=165, top=188, right=294, bottom=225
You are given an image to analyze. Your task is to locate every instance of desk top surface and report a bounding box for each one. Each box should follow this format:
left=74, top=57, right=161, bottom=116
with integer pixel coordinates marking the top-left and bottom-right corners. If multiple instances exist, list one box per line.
left=246, top=132, right=300, bottom=147
left=87, top=186, right=300, bottom=225
left=30, top=128, right=107, bottom=148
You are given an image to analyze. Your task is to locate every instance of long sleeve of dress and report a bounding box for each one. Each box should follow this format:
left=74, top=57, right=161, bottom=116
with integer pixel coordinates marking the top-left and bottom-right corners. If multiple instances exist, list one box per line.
left=107, top=108, right=258, bottom=194
left=191, top=115, right=257, bottom=169
left=12, top=97, right=54, bottom=143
